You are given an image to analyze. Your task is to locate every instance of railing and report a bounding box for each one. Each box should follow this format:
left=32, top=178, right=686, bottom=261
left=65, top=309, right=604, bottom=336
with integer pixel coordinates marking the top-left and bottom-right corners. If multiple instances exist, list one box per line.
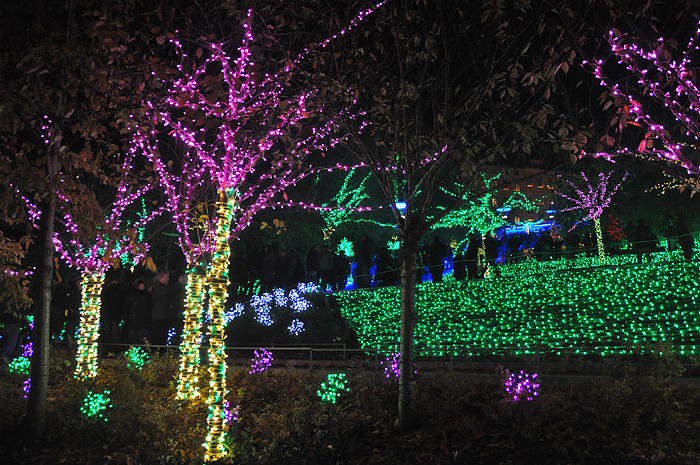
left=94, top=341, right=700, bottom=378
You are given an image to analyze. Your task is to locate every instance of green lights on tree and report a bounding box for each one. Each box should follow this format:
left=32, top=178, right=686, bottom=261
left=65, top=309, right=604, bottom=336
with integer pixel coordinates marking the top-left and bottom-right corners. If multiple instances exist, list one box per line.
left=320, top=168, right=372, bottom=238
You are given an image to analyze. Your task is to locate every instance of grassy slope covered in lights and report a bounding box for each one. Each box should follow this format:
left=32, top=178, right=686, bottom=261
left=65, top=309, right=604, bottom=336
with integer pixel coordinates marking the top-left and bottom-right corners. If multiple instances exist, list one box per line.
left=335, top=257, right=700, bottom=357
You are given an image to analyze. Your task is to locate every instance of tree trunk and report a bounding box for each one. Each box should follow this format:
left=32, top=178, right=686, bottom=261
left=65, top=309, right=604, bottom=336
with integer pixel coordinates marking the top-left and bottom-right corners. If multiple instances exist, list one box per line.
left=203, top=189, right=234, bottom=461
left=397, top=237, right=418, bottom=429
left=594, top=216, right=605, bottom=263
left=176, top=265, right=207, bottom=401
left=74, top=271, right=105, bottom=380
left=23, top=197, right=55, bottom=437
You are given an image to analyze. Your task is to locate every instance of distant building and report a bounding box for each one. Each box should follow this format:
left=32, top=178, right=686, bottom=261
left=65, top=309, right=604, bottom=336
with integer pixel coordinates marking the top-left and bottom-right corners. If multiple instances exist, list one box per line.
left=483, top=164, right=559, bottom=224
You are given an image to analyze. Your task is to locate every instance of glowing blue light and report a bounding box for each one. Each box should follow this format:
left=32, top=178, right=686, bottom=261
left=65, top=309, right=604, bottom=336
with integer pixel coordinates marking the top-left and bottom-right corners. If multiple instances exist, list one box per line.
left=288, top=319, right=305, bottom=336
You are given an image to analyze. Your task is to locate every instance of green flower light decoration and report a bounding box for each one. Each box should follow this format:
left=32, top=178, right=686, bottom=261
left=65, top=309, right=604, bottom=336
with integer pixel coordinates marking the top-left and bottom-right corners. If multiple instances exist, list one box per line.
left=125, top=346, right=148, bottom=370
left=81, top=390, right=113, bottom=422
left=317, top=373, right=349, bottom=403
left=8, top=356, right=31, bottom=375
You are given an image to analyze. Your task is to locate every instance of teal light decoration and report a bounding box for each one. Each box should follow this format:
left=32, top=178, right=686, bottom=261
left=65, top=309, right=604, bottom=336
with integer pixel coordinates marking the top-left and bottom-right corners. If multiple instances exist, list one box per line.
left=338, top=237, right=354, bottom=258
left=317, top=373, right=349, bottom=403
left=387, top=239, right=400, bottom=251
left=81, top=390, right=113, bottom=422
left=125, top=346, right=148, bottom=370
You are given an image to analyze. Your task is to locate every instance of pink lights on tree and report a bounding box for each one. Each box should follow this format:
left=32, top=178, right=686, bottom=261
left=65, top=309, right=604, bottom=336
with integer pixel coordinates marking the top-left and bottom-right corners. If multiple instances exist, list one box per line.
left=556, top=171, right=627, bottom=262
left=577, top=18, right=700, bottom=194
left=133, top=5, right=383, bottom=459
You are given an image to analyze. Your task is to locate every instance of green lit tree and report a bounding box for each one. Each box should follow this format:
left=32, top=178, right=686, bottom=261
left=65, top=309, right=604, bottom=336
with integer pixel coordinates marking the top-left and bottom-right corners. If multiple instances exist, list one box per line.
left=431, top=174, right=541, bottom=246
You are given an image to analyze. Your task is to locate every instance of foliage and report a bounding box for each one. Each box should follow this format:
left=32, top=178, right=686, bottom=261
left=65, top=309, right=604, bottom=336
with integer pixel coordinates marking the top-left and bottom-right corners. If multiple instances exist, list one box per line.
left=2, top=345, right=700, bottom=464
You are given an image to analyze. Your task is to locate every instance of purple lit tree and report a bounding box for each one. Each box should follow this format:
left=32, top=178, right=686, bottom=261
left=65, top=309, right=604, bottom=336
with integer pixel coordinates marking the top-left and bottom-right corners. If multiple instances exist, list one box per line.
left=134, top=5, right=382, bottom=458
left=556, top=171, right=626, bottom=262
left=45, top=157, right=156, bottom=380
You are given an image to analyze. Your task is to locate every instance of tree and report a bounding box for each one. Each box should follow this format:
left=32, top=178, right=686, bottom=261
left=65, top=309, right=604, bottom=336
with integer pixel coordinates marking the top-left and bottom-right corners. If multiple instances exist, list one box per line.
left=329, top=0, right=578, bottom=427
left=134, top=3, right=382, bottom=456
left=556, top=170, right=627, bottom=262
left=0, top=0, right=171, bottom=436
left=558, top=1, right=700, bottom=195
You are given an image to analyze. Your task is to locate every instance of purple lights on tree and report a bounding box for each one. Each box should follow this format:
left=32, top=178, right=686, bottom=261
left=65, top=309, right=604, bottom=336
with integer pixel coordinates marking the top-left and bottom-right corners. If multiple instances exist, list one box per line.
left=577, top=17, right=700, bottom=193
left=557, top=172, right=626, bottom=221
left=556, top=171, right=626, bottom=262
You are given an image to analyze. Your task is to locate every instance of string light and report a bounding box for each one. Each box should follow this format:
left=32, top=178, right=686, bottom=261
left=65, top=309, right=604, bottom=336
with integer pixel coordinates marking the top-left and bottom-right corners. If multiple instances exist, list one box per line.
left=204, top=191, right=234, bottom=461
left=80, top=390, right=113, bottom=422
left=317, top=373, right=349, bottom=403
left=249, top=348, right=274, bottom=374
left=335, top=260, right=700, bottom=357
left=176, top=268, right=207, bottom=401
left=581, top=19, right=700, bottom=193
left=75, top=272, right=105, bottom=380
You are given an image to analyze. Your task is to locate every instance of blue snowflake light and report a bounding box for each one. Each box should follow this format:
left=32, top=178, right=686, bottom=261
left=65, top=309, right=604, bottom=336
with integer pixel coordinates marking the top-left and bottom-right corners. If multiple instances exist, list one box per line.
left=287, top=319, right=305, bottom=336
left=251, top=294, right=274, bottom=326
left=273, top=288, right=288, bottom=307
left=225, top=303, right=245, bottom=324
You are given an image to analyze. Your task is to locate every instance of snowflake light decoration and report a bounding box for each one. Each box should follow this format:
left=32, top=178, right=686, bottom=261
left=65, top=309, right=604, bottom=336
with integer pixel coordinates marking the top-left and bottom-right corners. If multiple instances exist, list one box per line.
left=501, top=368, right=539, bottom=402
left=225, top=303, right=245, bottom=323
left=125, top=346, right=148, bottom=370
left=251, top=293, right=274, bottom=326
left=287, top=319, right=305, bottom=336
left=380, top=352, right=401, bottom=380
left=8, top=356, right=31, bottom=375
left=23, top=378, right=31, bottom=399
left=222, top=400, right=239, bottom=424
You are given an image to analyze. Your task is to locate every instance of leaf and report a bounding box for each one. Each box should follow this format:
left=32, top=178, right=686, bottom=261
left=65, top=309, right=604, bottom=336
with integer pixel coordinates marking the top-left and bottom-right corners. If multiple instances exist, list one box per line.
left=638, top=139, right=647, bottom=153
